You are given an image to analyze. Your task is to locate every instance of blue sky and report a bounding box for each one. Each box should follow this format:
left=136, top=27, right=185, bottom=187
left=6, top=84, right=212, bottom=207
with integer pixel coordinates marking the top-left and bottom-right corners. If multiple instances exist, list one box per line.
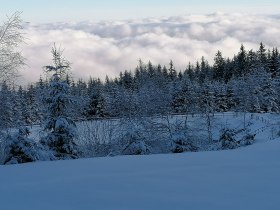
left=1, top=0, right=280, bottom=23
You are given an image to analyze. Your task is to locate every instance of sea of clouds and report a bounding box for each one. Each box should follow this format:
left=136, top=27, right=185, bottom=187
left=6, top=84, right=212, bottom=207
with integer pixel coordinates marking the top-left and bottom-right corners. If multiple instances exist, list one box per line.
left=21, top=13, right=280, bottom=84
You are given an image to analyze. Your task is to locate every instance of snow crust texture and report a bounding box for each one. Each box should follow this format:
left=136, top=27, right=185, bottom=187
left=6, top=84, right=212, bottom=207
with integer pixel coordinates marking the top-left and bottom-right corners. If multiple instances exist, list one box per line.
left=0, top=140, right=279, bottom=210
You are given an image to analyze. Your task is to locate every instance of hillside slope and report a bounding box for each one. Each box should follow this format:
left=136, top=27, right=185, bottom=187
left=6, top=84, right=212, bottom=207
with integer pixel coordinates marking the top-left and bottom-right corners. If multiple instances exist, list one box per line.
left=0, top=140, right=280, bottom=210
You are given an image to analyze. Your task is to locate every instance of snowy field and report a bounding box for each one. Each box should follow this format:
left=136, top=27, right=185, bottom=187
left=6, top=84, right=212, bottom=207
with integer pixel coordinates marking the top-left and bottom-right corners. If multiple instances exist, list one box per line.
left=26, top=112, right=280, bottom=145
left=0, top=140, right=280, bottom=210
left=1, top=112, right=280, bottom=210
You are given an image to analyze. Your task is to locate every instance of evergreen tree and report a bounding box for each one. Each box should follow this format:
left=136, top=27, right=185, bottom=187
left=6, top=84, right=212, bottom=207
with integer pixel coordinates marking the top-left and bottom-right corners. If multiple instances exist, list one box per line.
left=224, top=58, right=234, bottom=83
left=268, top=48, right=280, bottom=77
left=25, top=84, right=41, bottom=125
left=199, top=56, right=210, bottom=83
left=213, top=51, right=225, bottom=81
left=257, top=42, right=267, bottom=69
left=259, top=77, right=278, bottom=112
left=147, top=61, right=156, bottom=78
left=21, top=89, right=32, bottom=126
left=121, top=70, right=134, bottom=89
left=0, top=82, right=13, bottom=131
left=213, top=82, right=228, bottom=112
left=162, top=65, right=169, bottom=79
left=234, top=44, right=248, bottom=76
left=225, top=82, right=237, bottom=110
left=3, top=127, right=53, bottom=164
left=200, top=83, right=215, bottom=142
left=85, top=78, right=106, bottom=118
left=42, top=45, right=78, bottom=159
left=10, top=86, right=23, bottom=127
left=185, top=62, right=195, bottom=81
left=247, top=49, right=258, bottom=72
left=171, top=78, right=194, bottom=114
left=168, top=60, right=177, bottom=81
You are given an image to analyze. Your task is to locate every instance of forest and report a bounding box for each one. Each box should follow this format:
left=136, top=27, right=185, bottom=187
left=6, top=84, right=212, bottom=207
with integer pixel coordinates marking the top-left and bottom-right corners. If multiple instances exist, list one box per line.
left=1, top=42, right=279, bottom=122
left=1, top=13, right=280, bottom=164
left=2, top=42, right=280, bottom=125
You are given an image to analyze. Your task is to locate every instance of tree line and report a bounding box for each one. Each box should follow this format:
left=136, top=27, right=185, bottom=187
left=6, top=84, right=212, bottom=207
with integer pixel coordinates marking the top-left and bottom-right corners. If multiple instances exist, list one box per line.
left=1, top=13, right=279, bottom=164
left=1, top=42, right=279, bottom=131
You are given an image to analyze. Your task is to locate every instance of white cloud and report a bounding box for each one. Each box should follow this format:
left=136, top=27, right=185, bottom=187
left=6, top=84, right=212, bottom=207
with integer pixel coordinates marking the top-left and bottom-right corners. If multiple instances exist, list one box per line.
left=21, top=13, right=280, bottom=84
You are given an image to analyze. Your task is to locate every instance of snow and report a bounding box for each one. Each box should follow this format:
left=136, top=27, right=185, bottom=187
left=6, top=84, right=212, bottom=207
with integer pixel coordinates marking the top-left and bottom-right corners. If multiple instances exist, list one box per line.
left=0, top=139, right=280, bottom=210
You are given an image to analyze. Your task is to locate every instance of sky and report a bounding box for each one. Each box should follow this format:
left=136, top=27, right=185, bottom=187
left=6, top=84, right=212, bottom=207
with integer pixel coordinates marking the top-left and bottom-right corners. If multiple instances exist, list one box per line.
left=1, top=0, right=280, bottom=84
left=1, top=0, right=280, bottom=23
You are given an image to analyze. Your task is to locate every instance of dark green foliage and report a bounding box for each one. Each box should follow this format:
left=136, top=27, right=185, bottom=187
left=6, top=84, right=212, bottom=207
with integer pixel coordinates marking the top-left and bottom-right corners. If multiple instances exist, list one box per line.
left=4, top=127, right=53, bottom=164
left=234, top=44, right=248, bottom=76
left=0, top=82, right=13, bottom=130
left=219, top=128, right=239, bottom=150
left=239, top=133, right=256, bottom=146
left=171, top=138, right=198, bottom=153
left=2, top=43, right=280, bottom=129
left=219, top=128, right=256, bottom=150
left=213, top=50, right=225, bottom=81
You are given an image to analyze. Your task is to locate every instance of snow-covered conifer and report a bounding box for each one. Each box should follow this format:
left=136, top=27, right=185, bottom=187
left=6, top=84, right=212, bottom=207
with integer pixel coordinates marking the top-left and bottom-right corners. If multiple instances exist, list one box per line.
left=0, top=82, right=13, bottom=131
left=42, top=44, right=78, bottom=159
left=3, top=127, right=54, bottom=164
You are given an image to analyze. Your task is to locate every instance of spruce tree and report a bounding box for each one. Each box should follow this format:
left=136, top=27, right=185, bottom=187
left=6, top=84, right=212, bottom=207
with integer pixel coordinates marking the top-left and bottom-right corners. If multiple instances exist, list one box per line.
left=268, top=48, right=280, bottom=77
left=234, top=44, right=248, bottom=76
left=42, top=44, right=78, bottom=159
left=257, top=42, right=267, bottom=69
left=169, top=60, right=177, bottom=81
left=3, top=127, right=54, bottom=164
left=259, top=77, right=278, bottom=112
left=0, top=82, right=13, bottom=131
left=213, top=50, right=225, bottom=81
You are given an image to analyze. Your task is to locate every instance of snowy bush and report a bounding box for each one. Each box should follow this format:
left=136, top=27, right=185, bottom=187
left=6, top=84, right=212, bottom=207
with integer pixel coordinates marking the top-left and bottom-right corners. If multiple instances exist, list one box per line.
left=170, top=132, right=197, bottom=153
left=3, top=127, right=54, bottom=165
left=219, top=128, right=239, bottom=150
left=121, top=130, right=151, bottom=155
left=239, top=133, right=256, bottom=146
left=219, top=127, right=256, bottom=150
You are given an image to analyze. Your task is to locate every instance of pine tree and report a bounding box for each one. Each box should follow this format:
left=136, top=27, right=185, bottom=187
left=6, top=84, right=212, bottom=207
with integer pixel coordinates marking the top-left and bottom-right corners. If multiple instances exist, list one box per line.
left=268, top=48, right=280, bottom=77
left=85, top=78, right=106, bottom=118
left=199, top=56, right=210, bottom=83
left=247, top=49, right=258, bottom=72
left=10, top=86, right=23, bottom=127
left=26, top=84, right=42, bottom=125
left=168, top=60, right=177, bottom=81
left=224, top=58, right=234, bottom=83
left=162, top=65, right=169, bottom=79
left=213, top=51, right=225, bottom=81
left=42, top=44, right=78, bottom=159
left=225, top=82, right=237, bottom=110
left=234, top=44, right=248, bottom=76
left=121, top=70, right=134, bottom=89
left=259, top=77, right=278, bottom=112
left=257, top=42, right=267, bottom=69
left=3, top=127, right=54, bottom=164
left=21, top=90, right=32, bottom=126
left=171, top=78, right=194, bottom=114
left=0, top=82, right=13, bottom=131
left=185, top=62, right=195, bottom=81
left=147, top=61, right=155, bottom=78
left=200, top=83, right=215, bottom=142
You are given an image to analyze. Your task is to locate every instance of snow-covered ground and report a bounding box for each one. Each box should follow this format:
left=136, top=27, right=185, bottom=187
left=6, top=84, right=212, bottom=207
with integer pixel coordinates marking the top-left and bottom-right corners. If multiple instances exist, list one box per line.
left=0, top=139, right=280, bottom=210
left=1, top=113, right=280, bottom=209
left=26, top=112, right=280, bottom=145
